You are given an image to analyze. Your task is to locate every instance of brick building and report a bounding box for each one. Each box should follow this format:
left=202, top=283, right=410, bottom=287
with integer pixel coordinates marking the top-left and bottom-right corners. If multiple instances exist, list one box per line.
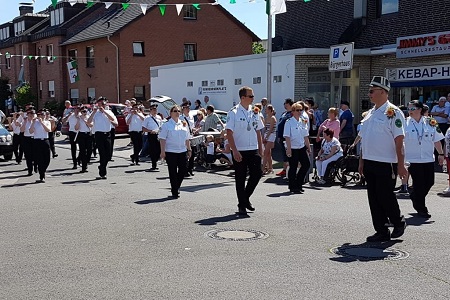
left=0, top=0, right=258, bottom=110
left=272, top=0, right=450, bottom=120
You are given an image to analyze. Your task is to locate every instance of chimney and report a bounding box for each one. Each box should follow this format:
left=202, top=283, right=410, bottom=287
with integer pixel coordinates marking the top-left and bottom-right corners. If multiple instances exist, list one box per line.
left=19, top=5, right=34, bottom=16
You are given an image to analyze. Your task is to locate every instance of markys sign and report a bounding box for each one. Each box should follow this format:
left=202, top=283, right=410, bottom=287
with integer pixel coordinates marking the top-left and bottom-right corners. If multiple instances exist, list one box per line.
left=396, top=31, right=450, bottom=58
left=386, top=64, right=450, bottom=82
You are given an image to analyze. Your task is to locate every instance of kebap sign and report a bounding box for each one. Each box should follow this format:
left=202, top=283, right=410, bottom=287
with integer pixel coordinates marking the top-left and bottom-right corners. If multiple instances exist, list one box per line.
left=386, top=64, right=450, bottom=82
left=396, top=31, right=450, bottom=58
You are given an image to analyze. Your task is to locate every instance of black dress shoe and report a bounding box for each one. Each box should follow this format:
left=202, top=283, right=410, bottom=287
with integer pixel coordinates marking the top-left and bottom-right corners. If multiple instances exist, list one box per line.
left=72, top=165, right=77, bottom=170
left=391, top=222, right=406, bottom=239
left=290, top=189, right=302, bottom=194
left=52, top=154, right=58, bottom=158
left=189, top=171, right=194, bottom=176
left=27, top=172, right=33, bottom=176
left=96, top=176, right=107, bottom=180
left=171, top=193, right=179, bottom=199
left=80, top=169, right=88, bottom=173
left=237, top=208, right=248, bottom=216
left=366, top=231, right=391, bottom=242
left=246, top=204, right=255, bottom=211
left=417, top=211, right=431, bottom=218
left=135, top=162, right=140, bottom=166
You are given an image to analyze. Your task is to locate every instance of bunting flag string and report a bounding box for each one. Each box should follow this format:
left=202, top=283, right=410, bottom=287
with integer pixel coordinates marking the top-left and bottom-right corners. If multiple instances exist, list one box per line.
left=0, top=52, right=98, bottom=61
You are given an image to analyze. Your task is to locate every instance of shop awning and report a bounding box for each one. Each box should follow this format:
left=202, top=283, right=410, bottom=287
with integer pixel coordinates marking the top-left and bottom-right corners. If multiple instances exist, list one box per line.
left=391, top=79, right=450, bottom=87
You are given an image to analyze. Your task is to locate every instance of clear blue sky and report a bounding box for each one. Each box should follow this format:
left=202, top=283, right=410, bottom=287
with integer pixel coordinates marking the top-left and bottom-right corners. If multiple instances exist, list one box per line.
left=0, top=0, right=270, bottom=39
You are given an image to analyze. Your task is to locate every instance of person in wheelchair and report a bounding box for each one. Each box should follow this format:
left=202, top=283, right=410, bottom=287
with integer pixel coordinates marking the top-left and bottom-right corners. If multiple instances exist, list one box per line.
left=315, top=128, right=343, bottom=184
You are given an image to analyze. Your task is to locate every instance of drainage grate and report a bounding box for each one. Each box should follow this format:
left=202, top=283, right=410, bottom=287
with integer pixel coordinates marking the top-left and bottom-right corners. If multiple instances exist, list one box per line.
left=206, top=229, right=269, bottom=241
left=330, top=244, right=409, bottom=261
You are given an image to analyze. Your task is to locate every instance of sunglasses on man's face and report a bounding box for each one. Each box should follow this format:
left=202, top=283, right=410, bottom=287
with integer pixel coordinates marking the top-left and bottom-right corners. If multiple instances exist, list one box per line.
left=172, top=110, right=181, bottom=113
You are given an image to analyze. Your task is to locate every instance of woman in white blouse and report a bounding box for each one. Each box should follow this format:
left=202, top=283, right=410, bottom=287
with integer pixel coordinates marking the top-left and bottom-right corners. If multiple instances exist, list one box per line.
left=159, top=105, right=192, bottom=198
left=405, top=100, right=444, bottom=218
left=315, top=128, right=343, bottom=184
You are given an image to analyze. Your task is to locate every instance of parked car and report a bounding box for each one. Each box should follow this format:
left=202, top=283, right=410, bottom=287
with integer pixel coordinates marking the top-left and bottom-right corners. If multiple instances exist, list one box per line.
left=148, top=95, right=177, bottom=118
left=0, top=123, right=13, bottom=161
left=61, top=103, right=128, bottom=135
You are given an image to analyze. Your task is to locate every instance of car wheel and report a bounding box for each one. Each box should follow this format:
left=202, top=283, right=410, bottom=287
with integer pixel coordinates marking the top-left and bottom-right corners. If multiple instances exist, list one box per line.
left=4, top=154, right=13, bottom=161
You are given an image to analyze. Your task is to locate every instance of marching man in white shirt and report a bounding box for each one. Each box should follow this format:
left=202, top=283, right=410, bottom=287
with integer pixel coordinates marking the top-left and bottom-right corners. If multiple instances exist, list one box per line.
left=126, top=103, right=145, bottom=165
left=142, top=104, right=162, bottom=171
left=88, top=97, right=118, bottom=180
left=226, top=86, right=264, bottom=216
left=404, top=100, right=444, bottom=218
left=75, top=106, right=93, bottom=173
left=21, top=109, right=37, bottom=176
left=358, top=76, right=407, bottom=242
left=29, top=109, right=52, bottom=183
left=62, top=105, right=81, bottom=170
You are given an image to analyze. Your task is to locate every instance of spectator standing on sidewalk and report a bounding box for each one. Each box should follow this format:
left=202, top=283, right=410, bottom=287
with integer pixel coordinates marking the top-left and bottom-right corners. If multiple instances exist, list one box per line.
left=226, top=86, right=264, bottom=216
left=358, top=76, right=407, bottom=242
left=276, top=98, right=294, bottom=177
left=429, top=97, right=449, bottom=137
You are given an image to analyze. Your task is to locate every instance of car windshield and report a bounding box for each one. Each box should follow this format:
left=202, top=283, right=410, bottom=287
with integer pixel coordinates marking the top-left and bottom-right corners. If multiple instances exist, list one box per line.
left=0, top=124, right=9, bottom=135
left=110, top=105, right=125, bottom=116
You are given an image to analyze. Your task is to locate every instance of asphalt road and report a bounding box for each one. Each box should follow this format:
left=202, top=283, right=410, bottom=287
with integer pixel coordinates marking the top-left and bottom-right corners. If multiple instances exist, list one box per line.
left=1, top=135, right=449, bottom=299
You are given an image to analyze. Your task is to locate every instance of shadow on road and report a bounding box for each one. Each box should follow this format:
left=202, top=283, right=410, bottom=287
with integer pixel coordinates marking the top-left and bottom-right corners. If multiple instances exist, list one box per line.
left=329, top=240, right=403, bottom=263
left=0, top=168, right=27, bottom=174
left=108, top=164, right=132, bottom=169
left=0, top=173, right=34, bottom=180
left=195, top=213, right=249, bottom=225
left=134, top=197, right=176, bottom=204
left=124, top=169, right=149, bottom=174
left=263, top=177, right=288, bottom=186
left=180, top=182, right=233, bottom=192
left=405, top=213, right=435, bottom=226
left=267, top=191, right=293, bottom=198
left=61, top=179, right=98, bottom=185
left=1, top=181, right=39, bottom=188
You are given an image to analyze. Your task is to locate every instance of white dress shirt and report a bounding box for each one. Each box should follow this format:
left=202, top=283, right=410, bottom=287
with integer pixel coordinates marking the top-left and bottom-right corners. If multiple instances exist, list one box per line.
left=159, top=118, right=190, bottom=153
left=126, top=113, right=144, bottom=132
left=142, top=114, right=161, bottom=133
left=225, top=104, right=264, bottom=151
left=405, top=116, right=444, bottom=163
left=283, top=117, right=309, bottom=149
left=23, top=119, right=34, bottom=137
left=33, top=120, right=50, bottom=139
left=78, top=116, right=91, bottom=133
left=92, top=110, right=117, bottom=133
left=359, top=101, right=405, bottom=163
left=67, top=114, right=79, bottom=132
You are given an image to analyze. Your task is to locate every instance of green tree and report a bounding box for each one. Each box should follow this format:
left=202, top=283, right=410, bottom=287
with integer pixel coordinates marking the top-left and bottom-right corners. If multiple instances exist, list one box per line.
left=252, top=42, right=266, bottom=54
left=16, top=83, right=36, bottom=109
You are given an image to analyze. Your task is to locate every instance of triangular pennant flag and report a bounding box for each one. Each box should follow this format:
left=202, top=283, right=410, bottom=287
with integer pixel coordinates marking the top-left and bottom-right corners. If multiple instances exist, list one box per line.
left=86, top=1, right=94, bottom=8
left=28, top=56, right=33, bottom=60
left=192, top=4, right=200, bottom=10
left=159, top=4, right=166, bottom=16
left=53, top=56, right=57, bottom=60
left=230, top=0, right=236, bottom=3
left=23, top=55, right=26, bottom=60
left=0, top=53, right=2, bottom=56
left=104, top=2, right=113, bottom=9
left=47, top=56, right=52, bottom=62
left=176, top=4, right=183, bottom=15
left=68, top=0, right=77, bottom=6
left=34, top=56, right=39, bottom=60
left=140, top=4, right=148, bottom=15
left=122, top=3, right=130, bottom=10
left=51, top=0, right=57, bottom=9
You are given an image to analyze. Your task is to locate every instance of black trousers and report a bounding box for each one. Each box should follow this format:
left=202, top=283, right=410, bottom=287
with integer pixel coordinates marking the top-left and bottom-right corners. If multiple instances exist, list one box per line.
left=86, top=134, right=93, bottom=162
left=68, top=131, right=78, bottom=166
left=13, top=133, right=23, bottom=163
left=22, top=136, right=35, bottom=173
left=287, top=147, right=310, bottom=191
left=363, top=160, right=404, bottom=233
left=408, top=162, right=435, bottom=214
left=187, top=146, right=196, bottom=173
left=109, top=128, right=116, bottom=160
left=77, top=132, right=90, bottom=170
left=148, top=134, right=161, bottom=168
left=129, top=131, right=143, bottom=163
left=95, top=132, right=111, bottom=177
left=34, top=139, right=50, bottom=179
left=48, top=131, right=56, bottom=156
left=166, top=152, right=187, bottom=195
left=232, top=149, right=262, bottom=209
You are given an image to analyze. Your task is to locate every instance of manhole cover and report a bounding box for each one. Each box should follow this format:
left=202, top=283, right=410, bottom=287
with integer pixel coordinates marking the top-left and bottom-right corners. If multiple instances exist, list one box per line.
left=330, top=244, right=409, bottom=261
left=206, top=229, right=269, bottom=241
